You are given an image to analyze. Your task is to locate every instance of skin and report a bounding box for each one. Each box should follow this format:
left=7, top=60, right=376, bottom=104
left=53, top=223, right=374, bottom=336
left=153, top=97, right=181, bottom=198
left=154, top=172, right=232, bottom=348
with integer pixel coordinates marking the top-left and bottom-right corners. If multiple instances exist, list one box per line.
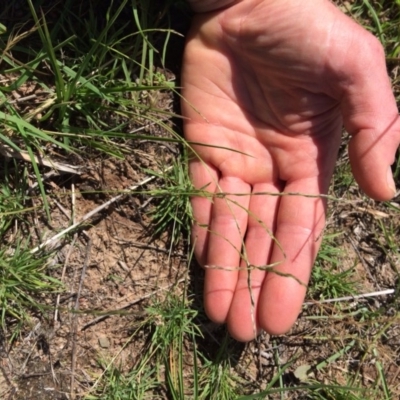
left=182, top=0, right=400, bottom=341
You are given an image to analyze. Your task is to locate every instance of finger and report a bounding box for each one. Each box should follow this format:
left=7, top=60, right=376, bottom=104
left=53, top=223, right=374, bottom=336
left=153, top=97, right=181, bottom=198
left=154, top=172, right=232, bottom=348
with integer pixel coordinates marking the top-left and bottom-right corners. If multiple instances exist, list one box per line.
left=227, top=182, right=281, bottom=342
left=204, top=176, right=251, bottom=324
left=189, top=159, right=219, bottom=265
left=340, top=35, right=400, bottom=200
left=258, top=177, right=326, bottom=335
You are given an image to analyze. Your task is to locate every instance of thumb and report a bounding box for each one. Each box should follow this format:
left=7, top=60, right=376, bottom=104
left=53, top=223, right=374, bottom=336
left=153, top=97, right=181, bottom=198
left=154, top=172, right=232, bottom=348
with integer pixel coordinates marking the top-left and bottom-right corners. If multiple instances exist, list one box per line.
left=340, top=36, right=400, bottom=201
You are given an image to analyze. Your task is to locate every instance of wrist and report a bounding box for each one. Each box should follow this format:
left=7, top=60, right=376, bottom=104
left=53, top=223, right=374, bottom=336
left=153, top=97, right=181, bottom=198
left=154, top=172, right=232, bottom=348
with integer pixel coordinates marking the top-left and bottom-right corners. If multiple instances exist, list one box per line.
left=187, top=0, right=241, bottom=13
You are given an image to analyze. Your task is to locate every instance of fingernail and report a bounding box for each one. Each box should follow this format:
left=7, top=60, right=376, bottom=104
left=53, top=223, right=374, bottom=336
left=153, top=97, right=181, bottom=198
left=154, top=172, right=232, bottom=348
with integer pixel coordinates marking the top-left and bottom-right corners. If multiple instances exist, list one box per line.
left=387, top=166, right=396, bottom=196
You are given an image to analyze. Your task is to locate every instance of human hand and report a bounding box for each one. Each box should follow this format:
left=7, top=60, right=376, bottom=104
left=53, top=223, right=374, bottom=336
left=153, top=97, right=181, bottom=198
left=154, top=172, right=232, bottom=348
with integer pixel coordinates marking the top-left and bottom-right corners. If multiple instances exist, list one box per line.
left=181, top=0, right=400, bottom=341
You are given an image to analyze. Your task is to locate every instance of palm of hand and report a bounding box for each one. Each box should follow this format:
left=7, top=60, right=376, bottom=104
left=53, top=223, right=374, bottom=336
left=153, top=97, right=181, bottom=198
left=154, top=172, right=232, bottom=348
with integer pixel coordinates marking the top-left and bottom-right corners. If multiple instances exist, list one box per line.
left=182, top=0, right=399, bottom=341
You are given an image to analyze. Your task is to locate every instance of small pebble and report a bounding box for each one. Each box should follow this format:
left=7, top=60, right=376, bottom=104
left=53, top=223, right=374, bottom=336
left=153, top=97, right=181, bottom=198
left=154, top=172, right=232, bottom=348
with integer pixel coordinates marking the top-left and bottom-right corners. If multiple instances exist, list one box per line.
left=98, top=336, right=111, bottom=348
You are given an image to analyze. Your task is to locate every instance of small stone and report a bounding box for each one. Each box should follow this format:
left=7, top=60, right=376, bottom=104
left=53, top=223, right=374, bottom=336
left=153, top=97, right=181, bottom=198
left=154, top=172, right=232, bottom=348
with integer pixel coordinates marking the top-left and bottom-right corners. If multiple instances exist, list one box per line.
left=98, top=336, right=111, bottom=348
left=119, top=286, right=128, bottom=296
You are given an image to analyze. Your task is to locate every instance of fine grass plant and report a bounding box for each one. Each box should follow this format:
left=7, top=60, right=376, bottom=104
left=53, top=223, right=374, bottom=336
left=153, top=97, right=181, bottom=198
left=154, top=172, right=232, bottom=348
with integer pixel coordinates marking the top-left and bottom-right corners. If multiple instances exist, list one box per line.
left=0, top=0, right=180, bottom=215
left=0, top=176, right=60, bottom=340
left=0, top=241, right=61, bottom=341
left=0, top=1, right=399, bottom=399
left=146, top=151, right=194, bottom=247
left=309, top=233, right=359, bottom=301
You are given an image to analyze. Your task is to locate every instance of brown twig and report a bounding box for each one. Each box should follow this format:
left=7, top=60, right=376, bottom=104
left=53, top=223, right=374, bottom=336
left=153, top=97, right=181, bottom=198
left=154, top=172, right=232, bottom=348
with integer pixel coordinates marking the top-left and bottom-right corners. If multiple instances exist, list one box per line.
left=70, top=239, right=92, bottom=400
left=348, top=235, right=380, bottom=290
left=111, top=236, right=185, bottom=257
left=54, top=183, right=82, bottom=323
left=0, top=143, right=81, bottom=174
left=54, top=237, right=77, bottom=325
left=30, top=171, right=164, bottom=254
